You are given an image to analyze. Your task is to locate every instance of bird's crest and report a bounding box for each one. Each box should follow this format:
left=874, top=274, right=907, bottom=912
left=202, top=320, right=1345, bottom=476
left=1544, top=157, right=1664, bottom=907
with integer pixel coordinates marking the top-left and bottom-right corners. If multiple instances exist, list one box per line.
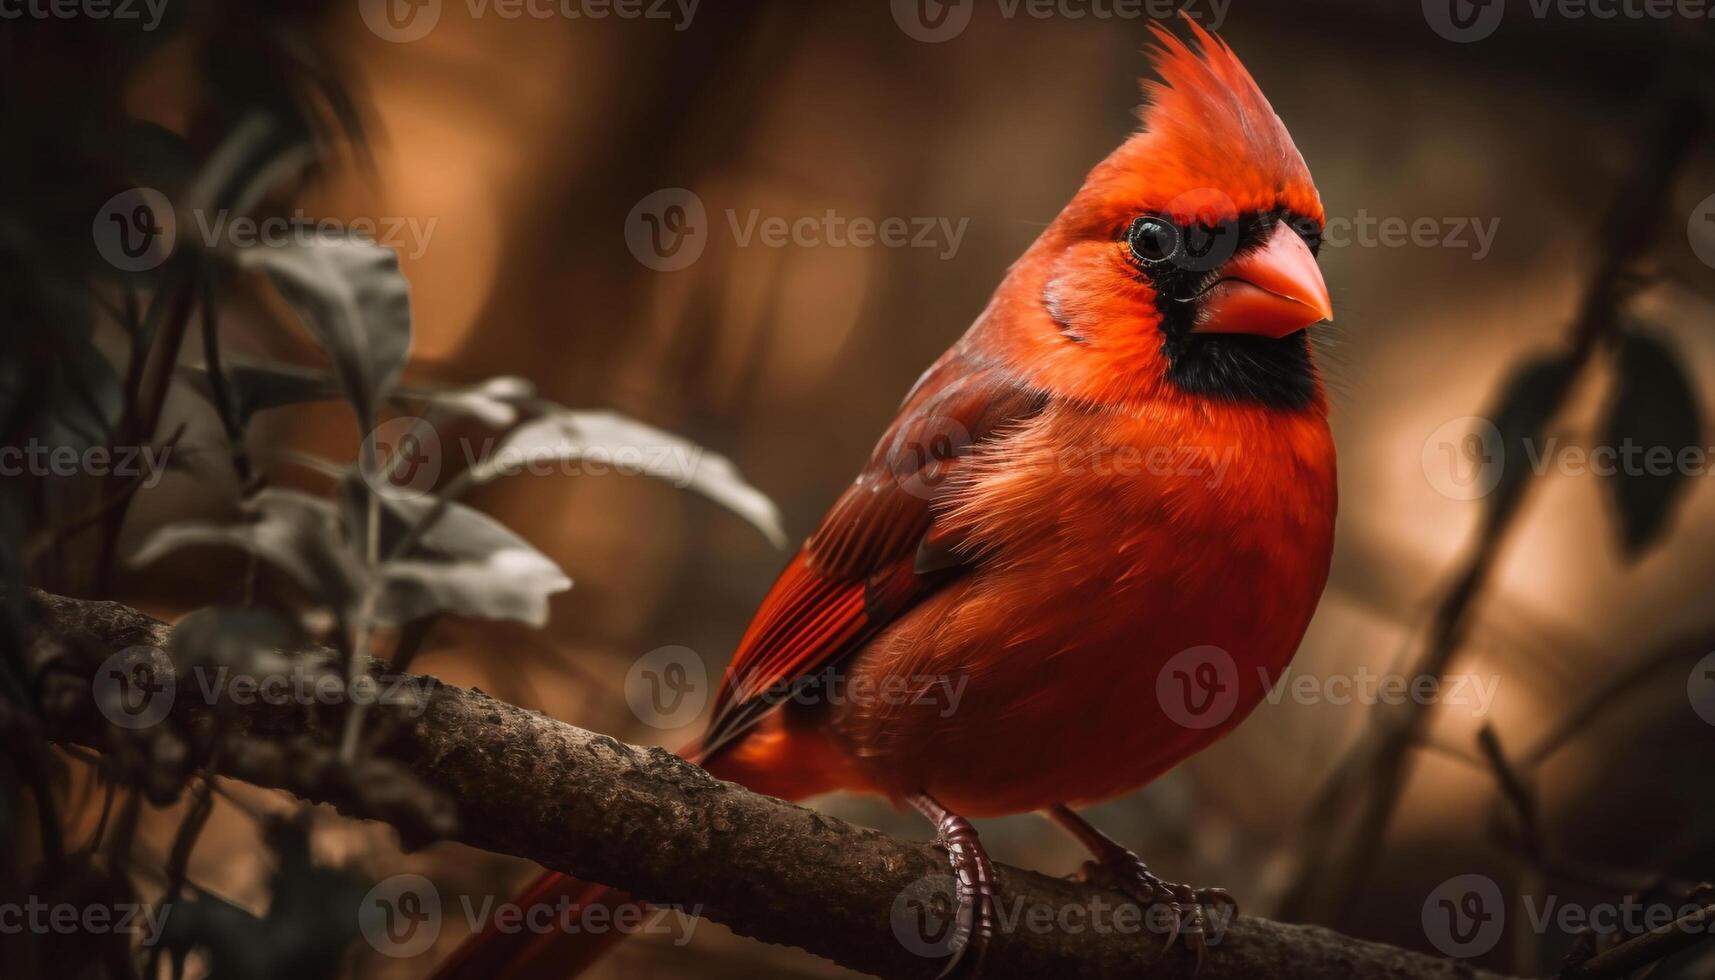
left=1135, top=19, right=1321, bottom=221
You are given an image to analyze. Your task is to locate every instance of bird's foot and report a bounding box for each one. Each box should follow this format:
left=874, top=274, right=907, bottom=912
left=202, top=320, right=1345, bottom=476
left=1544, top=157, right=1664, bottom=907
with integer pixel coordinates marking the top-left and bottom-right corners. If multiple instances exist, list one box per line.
left=911, top=796, right=997, bottom=979
left=1077, top=850, right=1237, bottom=970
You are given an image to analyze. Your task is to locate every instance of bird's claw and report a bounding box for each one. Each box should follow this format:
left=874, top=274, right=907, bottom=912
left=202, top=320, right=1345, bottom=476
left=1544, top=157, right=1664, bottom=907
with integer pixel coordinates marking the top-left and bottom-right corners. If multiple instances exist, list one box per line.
left=1078, top=852, right=1236, bottom=968
left=932, top=812, right=997, bottom=979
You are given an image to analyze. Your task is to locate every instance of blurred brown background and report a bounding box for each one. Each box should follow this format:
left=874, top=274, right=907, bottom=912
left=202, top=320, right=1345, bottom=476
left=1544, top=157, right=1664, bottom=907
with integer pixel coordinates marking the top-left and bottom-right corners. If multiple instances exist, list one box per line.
left=86, top=1, right=1715, bottom=976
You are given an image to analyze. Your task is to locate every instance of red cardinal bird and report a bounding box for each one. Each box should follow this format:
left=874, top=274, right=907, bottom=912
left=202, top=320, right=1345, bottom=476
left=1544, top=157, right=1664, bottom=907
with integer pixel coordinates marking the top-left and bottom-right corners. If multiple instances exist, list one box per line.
left=436, top=21, right=1335, bottom=979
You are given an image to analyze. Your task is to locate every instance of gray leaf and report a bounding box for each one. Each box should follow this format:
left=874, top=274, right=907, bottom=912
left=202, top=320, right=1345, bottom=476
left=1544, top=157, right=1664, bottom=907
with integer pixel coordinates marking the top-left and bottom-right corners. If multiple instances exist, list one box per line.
left=339, top=476, right=571, bottom=628
left=129, top=489, right=364, bottom=611
left=177, top=361, right=338, bottom=427
left=238, top=232, right=411, bottom=428
left=469, top=410, right=787, bottom=548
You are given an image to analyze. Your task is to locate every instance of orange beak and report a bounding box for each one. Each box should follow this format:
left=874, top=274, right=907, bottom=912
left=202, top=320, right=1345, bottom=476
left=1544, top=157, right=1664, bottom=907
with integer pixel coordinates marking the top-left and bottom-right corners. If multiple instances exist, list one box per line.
left=1194, top=221, right=1333, bottom=338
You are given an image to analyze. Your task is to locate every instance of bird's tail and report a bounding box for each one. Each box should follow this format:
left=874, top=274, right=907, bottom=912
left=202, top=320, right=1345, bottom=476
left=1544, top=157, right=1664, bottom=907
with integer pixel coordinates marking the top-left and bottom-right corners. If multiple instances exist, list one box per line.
left=429, top=737, right=760, bottom=980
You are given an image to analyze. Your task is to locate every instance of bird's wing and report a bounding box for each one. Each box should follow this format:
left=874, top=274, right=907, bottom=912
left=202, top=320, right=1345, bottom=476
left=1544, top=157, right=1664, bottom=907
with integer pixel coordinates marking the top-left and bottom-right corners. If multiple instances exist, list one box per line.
left=698, top=350, right=1047, bottom=759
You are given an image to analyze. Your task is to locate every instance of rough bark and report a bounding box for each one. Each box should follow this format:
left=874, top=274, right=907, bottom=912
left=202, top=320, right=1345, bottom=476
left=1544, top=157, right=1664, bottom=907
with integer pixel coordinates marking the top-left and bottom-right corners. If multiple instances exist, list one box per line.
left=25, top=590, right=1512, bottom=980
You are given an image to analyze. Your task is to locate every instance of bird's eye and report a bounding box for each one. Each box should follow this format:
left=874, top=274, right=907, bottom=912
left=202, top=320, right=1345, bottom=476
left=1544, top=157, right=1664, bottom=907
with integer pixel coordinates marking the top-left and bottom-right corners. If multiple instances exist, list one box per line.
left=1126, top=215, right=1180, bottom=265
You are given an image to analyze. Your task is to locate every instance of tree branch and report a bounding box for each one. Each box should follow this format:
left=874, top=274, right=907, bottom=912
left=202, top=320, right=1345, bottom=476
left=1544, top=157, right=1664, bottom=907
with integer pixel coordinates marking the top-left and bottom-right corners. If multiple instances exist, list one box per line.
left=25, top=590, right=1512, bottom=980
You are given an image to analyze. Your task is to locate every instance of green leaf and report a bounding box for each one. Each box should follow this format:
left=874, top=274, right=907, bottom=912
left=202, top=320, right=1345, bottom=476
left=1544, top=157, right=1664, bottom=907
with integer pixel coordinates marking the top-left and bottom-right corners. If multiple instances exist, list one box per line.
left=1600, top=329, right=1703, bottom=557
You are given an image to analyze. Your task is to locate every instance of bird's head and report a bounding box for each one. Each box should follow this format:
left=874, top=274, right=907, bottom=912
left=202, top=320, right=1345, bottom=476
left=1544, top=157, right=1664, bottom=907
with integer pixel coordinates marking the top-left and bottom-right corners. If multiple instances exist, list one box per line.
left=999, top=21, right=1332, bottom=412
